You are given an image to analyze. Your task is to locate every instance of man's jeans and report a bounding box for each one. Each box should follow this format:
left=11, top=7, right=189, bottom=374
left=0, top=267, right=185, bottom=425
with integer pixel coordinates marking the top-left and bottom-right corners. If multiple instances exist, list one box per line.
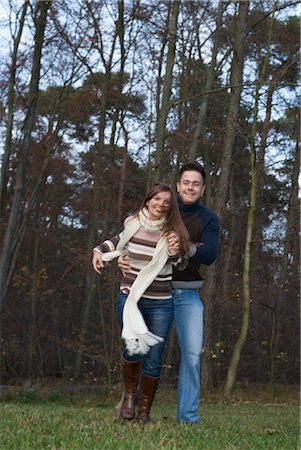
left=116, top=292, right=173, bottom=378
left=173, top=288, right=204, bottom=423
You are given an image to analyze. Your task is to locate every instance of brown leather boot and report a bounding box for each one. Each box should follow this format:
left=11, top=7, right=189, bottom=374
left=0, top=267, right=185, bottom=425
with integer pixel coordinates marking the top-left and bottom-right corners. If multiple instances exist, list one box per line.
left=119, top=359, right=141, bottom=420
left=137, top=374, right=160, bottom=424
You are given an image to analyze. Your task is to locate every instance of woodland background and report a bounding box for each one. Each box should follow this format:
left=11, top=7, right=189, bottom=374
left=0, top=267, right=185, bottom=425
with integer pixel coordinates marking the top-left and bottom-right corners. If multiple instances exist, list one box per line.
left=0, top=0, right=299, bottom=395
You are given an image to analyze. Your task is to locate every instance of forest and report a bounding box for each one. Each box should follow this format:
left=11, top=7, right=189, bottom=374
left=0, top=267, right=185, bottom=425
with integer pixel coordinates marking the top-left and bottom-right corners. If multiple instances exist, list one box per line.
left=0, top=0, right=299, bottom=395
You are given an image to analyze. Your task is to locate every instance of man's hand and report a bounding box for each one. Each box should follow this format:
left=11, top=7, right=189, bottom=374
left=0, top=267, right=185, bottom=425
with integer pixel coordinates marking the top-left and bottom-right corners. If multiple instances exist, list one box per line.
left=92, top=250, right=104, bottom=274
left=167, top=232, right=180, bottom=256
left=118, top=253, right=131, bottom=277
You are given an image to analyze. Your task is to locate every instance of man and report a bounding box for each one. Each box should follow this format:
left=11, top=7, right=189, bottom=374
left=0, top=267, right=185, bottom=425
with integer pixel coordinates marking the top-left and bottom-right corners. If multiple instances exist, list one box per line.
left=119, top=162, right=219, bottom=424
left=172, top=162, right=219, bottom=424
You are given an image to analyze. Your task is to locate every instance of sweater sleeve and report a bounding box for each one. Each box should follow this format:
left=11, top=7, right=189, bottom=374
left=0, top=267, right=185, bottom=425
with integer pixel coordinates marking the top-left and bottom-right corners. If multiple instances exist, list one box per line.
left=94, top=232, right=121, bottom=254
left=192, top=213, right=219, bottom=265
left=93, top=216, right=134, bottom=254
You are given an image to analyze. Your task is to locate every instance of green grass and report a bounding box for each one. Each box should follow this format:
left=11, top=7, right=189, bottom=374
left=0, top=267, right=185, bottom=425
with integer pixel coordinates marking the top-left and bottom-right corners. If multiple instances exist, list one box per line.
left=0, top=385, right=299, bottom=449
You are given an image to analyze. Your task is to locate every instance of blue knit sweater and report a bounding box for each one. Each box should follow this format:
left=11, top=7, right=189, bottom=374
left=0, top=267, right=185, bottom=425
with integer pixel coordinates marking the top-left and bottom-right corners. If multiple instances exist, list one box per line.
left=173, top=198, right=220, bottom=285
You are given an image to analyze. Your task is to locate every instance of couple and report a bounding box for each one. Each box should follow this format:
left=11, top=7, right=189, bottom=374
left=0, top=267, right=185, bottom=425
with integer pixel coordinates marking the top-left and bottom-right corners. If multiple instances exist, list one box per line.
left=92, top=162, right=219, bottom=425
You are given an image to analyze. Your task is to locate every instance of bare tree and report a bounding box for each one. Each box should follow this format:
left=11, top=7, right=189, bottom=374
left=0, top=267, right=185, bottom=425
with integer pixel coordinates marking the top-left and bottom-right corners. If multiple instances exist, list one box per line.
left=0, top=0, right=29, bottom=214
left=0, top=1, right=50, bottom=307
left=154, top=0, right=180, bottom=180
left=72, top=1, right=122, bottom=378
left=201, top=0, right=249, bottom=391
left=224, top=0, right=278, bottom=397
left=269, top=137, right=300, bottom=383
left=189, top=0, right=223, bottom=160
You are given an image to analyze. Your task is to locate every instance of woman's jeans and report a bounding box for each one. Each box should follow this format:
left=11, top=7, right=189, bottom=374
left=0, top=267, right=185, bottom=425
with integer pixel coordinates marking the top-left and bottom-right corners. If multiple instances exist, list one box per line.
left=173, top=288, right=204, bottom=424
left=116, top=292, right=173, bottom=378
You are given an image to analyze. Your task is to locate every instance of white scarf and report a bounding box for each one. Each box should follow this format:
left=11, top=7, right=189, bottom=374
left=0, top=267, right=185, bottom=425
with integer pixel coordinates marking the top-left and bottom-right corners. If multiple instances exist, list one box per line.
left=101, top=208, right=169, bottom=355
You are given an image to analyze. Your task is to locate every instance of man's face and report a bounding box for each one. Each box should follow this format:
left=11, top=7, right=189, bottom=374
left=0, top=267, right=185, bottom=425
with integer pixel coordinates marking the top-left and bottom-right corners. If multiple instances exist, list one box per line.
left=176, top=170, right=205, bottom=205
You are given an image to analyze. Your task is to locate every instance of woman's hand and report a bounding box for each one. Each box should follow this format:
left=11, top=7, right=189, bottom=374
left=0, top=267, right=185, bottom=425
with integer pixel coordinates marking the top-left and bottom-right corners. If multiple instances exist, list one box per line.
left=118, top=254, right=131, bottom=277
left=92, top=250, right=104, bottom=274
left=167, top=232, right=180, bottom=256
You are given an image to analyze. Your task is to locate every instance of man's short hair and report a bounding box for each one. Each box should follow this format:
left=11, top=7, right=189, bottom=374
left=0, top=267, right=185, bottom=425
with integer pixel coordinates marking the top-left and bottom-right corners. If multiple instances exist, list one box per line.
left=179, top=162, right=206, bottom=183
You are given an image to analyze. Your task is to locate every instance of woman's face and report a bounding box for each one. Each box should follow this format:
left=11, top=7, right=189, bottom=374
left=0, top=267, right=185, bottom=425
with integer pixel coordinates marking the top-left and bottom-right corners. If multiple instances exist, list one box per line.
left=147, top=191, right=171, bottom=221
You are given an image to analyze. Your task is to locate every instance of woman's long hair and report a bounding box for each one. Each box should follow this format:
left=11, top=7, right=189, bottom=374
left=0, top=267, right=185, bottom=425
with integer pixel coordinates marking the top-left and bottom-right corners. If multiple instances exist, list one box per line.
left=136, top=182, right=190, bottom=257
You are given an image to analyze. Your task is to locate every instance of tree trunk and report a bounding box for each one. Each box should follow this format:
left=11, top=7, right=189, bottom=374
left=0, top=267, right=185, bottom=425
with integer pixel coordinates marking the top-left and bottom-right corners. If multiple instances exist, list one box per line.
left=28, top=227, right=40, bottom=379
left=152, top=7, right=169, bottom=186
left=116, top=0, right=127, bottom=224
left=224, top=142, right=256, bottom=397
left=74, top=77, right=111, bottom=379
left=189, top=0, right=223, bottom=160
left=5, top=113, right=66, bottom=299
left=221, top=175, right=238, bottom=301
left=97, top=281, right=112, bottom=387
left=0, top=1, right=50, bottom=307
left=0, top=0, right=29, bottom=214
left=161, top=326, right=177, bottom=381
left=154, top=0, right=180, bottom=181
left=269, top=139, right=300, bottom=383
left=74, top=9, right=119, bottom=378
left=254, top=55, right=295, bottom=259
left=224, top=0, right=278, bottom=397
left=117, top=126, right=128, bottom=224
left=201, top=0, right=249, bottom=391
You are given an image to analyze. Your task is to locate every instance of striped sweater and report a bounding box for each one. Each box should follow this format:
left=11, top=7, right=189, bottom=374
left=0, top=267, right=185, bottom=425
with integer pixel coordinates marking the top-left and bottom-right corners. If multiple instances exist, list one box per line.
left=95, top=221, right=180, bottom=300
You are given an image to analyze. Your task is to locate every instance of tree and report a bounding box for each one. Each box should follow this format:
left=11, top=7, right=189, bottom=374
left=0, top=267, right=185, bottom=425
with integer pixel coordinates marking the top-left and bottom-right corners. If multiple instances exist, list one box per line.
left=0, top=0, right=299, bottom=386
left=189, top=0, right=223, bottom=160
left=201, top=0, right=249, bottom=391
left=0, top=0, right=51, bottom=307
left=0, top=0, right=29, bottom=214
left=154, top=0, right=180, bottom=181
left=224, top=1, right=298, bottom=395
left=269, top=110, right=300, bottom=383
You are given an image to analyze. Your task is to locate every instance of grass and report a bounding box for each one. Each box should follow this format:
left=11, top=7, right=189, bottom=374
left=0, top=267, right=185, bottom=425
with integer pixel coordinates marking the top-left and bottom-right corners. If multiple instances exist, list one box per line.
left=0, top=384, right=299, bottom=449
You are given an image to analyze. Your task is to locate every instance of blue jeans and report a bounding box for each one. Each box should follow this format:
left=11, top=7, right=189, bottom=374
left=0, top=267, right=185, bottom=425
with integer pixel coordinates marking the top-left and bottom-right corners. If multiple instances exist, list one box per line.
left=173, top=288, right=204, bottom=423
left=116, top=292, right=173, bottom=378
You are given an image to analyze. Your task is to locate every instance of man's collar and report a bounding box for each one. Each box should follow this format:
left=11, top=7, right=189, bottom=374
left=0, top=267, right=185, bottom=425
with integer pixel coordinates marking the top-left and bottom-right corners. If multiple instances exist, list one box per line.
left=177, top=197, right=201, bottom=212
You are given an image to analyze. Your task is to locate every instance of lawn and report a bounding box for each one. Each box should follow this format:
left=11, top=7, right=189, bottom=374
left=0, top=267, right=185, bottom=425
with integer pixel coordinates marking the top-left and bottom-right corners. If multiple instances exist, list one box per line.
left=0, top=384, right=299, bottom=449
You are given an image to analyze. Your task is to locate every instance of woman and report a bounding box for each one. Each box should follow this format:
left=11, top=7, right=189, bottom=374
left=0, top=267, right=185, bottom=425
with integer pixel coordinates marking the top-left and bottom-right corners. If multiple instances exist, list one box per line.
left=92, top=182, right=190, bottom=423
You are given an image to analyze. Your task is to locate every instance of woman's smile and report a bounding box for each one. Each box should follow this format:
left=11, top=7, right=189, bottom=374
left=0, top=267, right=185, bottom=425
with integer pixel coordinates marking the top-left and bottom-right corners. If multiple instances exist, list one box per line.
left=147, top=192, right=171, bottom=220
